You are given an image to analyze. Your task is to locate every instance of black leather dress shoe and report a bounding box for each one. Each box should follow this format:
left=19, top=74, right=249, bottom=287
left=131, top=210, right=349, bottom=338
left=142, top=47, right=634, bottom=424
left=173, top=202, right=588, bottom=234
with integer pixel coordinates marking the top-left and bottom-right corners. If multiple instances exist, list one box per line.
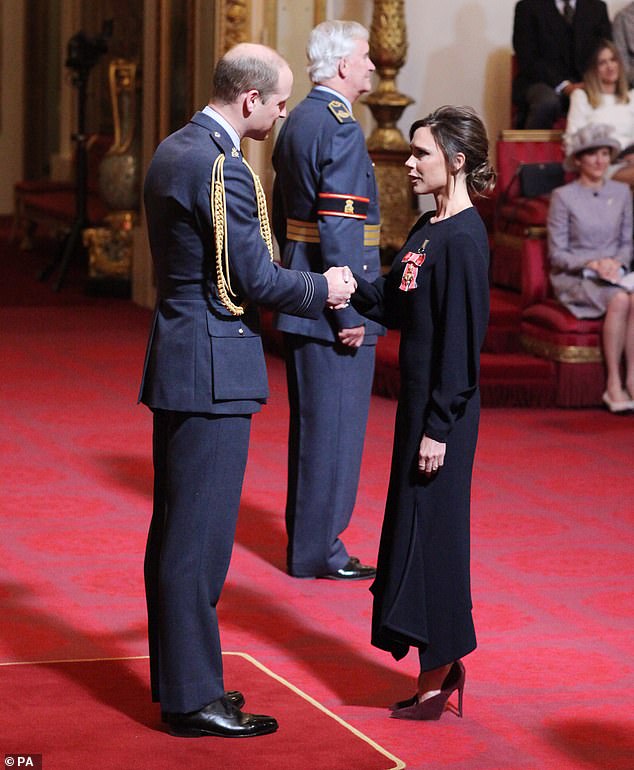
left=164, top=695, right=278, bottom=738
left=321, top=556, right=376, bottom=581
left=161, top=690, right=244, bottom=723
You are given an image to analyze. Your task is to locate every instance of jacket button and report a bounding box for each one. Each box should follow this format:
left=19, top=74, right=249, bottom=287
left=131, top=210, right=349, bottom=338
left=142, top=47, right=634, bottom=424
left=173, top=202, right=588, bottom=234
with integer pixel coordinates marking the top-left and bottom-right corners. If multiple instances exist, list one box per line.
left=238, top=327, right=244, bottom=335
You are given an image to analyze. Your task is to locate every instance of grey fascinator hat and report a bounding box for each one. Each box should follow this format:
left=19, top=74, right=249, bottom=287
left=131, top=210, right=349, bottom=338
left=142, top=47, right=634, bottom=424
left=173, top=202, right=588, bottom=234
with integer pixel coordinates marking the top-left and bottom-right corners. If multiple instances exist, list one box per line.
left=563, top=123, right=622, bottom=170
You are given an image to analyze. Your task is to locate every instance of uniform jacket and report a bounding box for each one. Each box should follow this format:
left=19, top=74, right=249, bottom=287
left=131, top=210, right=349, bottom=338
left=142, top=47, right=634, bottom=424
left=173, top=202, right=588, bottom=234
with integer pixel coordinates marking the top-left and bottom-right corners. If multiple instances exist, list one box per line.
left=272, top=88, right=384, bottom=343
left=139, top=111, right=328, bottom=414
left=512, top=0, right=612, bottom=103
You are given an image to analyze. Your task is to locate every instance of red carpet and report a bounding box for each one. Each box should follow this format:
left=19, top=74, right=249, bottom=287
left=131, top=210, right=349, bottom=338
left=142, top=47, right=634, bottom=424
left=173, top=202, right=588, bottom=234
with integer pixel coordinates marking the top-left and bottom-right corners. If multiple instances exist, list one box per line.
left=1, top=655, right=399, bottom=770
left=2, top=229, right=634, bottom=769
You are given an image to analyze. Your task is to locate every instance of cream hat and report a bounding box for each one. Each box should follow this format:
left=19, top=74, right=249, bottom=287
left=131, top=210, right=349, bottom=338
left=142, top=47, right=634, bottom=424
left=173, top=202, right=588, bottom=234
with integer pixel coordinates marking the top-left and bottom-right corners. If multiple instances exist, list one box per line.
left=564, top=123, right=622, bottom=170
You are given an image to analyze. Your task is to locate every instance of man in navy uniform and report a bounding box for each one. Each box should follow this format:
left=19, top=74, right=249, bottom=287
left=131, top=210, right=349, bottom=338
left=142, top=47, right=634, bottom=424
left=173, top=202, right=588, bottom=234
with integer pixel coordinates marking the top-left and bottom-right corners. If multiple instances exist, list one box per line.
left=140, top=42, right=355, bottom=739
left=272, top=21, right=384, bottom=580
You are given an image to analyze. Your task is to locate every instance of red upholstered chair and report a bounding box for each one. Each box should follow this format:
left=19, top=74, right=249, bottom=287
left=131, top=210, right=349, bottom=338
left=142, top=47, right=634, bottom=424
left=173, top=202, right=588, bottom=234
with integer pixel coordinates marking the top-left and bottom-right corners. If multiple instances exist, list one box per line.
left=519, top=238, right=604, bottom=406
left=493, top=129, right=565, bottom=291
left=13, top=134, right=112, bottom=248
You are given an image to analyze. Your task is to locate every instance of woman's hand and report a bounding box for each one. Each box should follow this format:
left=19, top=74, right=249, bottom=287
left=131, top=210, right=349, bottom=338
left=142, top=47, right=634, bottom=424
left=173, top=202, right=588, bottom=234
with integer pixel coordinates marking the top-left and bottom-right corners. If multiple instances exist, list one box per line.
left=418, top=434, right=446, bottom=476
left=592, top=258, right=623, bottom=283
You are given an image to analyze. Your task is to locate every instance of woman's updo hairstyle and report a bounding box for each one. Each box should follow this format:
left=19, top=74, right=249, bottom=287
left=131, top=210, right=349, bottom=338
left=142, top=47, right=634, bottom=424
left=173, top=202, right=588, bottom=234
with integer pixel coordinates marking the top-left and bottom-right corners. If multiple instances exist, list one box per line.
left=410, top=105, right=496, bottom=197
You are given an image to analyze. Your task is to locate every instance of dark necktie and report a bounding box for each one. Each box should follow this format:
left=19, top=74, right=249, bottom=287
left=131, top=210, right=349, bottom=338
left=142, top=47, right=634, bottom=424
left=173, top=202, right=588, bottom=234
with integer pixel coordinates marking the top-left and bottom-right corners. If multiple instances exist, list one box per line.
left=563, top=0, right=574, bottom=24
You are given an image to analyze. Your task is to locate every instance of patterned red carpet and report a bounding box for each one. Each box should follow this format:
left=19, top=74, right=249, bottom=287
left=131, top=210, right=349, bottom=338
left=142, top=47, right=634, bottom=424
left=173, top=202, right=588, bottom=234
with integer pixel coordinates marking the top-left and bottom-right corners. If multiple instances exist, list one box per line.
left=2, top=230, right=634, bottom=769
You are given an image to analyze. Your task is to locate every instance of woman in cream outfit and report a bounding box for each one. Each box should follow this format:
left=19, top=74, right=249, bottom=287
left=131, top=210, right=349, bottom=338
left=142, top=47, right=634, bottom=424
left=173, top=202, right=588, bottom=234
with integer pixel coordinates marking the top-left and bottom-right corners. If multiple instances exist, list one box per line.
left=565, top=39, right=634, bottom=185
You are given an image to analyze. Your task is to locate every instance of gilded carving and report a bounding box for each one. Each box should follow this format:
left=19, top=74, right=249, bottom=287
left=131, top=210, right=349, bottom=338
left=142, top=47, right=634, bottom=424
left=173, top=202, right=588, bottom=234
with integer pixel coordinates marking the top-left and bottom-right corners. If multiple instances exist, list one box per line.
left=373, top=159, right=419, bottom=253
left=84, top=212, right=136, bottom=280
left=364, top=1, right=417, bottom=260
left=369, top=0, right=408, bottom=68
left=520, top=335, right=603, bottom=364
left=99, top=59, right=140, bottom=212
left=219, top=0, right=249, bottom=53
left=364, top=0, right=413, bottom=153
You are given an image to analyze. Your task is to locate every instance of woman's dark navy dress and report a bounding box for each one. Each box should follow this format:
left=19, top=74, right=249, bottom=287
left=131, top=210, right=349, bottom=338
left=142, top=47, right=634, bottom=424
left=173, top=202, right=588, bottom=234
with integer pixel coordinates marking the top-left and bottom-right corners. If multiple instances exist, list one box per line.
left=353, top=206, right=490, bottom=669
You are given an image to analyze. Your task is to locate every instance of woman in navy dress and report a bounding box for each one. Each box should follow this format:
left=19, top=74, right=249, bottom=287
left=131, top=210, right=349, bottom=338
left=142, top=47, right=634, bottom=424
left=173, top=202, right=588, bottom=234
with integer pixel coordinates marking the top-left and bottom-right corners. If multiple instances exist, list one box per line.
left=352, top=106, right=494, bottom=720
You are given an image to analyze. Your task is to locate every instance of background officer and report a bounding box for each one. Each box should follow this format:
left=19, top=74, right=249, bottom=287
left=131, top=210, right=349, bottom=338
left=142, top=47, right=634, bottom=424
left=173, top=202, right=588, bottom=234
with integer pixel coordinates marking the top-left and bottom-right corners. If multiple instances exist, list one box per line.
left=273, top=21, right=384, bottom=580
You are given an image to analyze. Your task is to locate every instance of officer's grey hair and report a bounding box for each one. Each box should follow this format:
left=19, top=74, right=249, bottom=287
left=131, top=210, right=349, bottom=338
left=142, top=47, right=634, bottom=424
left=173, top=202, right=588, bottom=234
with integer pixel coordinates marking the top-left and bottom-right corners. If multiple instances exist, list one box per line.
left=307, top=20, right=369, bottom=84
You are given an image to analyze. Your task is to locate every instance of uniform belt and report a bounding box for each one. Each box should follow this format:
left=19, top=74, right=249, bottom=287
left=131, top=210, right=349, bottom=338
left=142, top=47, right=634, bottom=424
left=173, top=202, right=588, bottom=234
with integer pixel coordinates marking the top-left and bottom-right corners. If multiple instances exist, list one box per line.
left=286, top=218, right=381, bottom=247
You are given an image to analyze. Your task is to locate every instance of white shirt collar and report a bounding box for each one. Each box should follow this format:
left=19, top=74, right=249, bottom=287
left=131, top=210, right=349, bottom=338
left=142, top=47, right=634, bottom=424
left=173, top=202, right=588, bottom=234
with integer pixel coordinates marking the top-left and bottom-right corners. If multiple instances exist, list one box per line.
left=202, top=105, right=241, bottom=150
left=313, top=85, right=353, bottom=114
left=555, top=0, right=576, bottom=15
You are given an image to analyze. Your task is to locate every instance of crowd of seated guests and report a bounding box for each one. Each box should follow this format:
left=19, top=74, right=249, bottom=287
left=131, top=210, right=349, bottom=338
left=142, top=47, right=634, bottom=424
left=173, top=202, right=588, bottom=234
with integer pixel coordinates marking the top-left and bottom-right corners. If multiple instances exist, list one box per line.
left=510, top=2, right=634, bottom=413
left=512, top=0, right=612, bottom=130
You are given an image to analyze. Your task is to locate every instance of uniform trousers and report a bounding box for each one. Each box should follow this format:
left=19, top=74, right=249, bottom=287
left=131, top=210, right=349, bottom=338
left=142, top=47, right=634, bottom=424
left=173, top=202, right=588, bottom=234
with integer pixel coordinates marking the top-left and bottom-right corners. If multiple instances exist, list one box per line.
left=144, top=409, right=251, bottom=713
left=283, top=333, right=375, bottom=577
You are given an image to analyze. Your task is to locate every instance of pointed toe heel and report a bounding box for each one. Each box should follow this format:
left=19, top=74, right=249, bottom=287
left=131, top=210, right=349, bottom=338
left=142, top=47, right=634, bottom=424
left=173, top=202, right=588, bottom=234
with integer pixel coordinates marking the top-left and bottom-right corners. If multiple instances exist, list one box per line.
left=389, top=660, right=465, bottom=721
left=388, top=694, right=417, bottom=711
left=390, top=692, right=447, bottom=721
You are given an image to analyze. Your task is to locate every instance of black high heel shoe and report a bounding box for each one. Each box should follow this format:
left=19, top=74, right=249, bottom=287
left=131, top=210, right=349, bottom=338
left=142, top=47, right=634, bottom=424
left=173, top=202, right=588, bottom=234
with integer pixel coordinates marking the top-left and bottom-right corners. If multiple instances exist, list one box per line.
left=389, top=693, right=417, bottom=711
left=390, top=660, right=465, bottom=721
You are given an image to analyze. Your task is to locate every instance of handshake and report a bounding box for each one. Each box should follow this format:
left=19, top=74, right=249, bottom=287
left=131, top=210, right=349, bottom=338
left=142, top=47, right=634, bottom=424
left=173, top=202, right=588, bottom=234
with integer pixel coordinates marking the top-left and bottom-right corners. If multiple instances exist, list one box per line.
left=324, top=266, right=357, bottom=309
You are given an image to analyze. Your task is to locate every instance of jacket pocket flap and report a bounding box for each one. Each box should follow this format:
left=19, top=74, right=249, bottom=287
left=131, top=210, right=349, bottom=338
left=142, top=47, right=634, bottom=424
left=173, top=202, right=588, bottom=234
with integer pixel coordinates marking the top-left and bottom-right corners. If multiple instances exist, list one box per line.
left=210, top=336, right=269, bottom=401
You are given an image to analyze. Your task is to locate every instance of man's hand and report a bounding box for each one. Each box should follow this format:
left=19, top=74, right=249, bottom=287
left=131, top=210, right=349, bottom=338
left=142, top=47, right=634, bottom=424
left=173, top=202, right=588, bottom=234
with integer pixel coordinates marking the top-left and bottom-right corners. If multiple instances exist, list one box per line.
left=338, top=325, right=365, bottom=348
left=324, top=266, right=356, bottom=308
left=562, top=81, right=584, bottom=97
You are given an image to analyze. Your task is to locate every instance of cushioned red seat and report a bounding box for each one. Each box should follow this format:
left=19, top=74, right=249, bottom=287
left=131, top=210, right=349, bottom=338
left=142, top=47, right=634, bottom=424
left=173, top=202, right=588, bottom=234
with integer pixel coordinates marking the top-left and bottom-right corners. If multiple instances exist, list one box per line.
left=497, top=196, right=551, bottom=226
left=523, top=299, right=601, bottom=336
left=519, top=238, right=604, bottom=406
left=493, top=130, right=565, bottom=290
left=21, top=191, right=109, bottom=226
left=13, top=134, right=112, bottom=246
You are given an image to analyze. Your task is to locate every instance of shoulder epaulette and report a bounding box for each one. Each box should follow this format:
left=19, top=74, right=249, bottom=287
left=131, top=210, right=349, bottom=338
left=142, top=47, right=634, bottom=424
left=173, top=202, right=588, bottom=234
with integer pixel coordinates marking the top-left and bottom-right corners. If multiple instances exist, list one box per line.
left=328, top=100, right=356, bottom=123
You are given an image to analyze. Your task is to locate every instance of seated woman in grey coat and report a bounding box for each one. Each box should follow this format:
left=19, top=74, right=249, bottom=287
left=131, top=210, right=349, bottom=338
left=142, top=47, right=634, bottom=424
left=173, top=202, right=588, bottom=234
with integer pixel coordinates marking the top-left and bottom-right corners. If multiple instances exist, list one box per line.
left=548, top=123, right=634, bottom=413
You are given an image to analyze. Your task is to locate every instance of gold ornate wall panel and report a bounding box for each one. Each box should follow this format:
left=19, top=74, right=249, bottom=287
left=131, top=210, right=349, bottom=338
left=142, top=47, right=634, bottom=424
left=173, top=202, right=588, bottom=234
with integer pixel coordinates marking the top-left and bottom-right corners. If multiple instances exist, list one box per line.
left=363, top=0, right=417, bottom=260
left=216, top=0, right=249, bottom=53
left=365, top=0, right=412, bottom=152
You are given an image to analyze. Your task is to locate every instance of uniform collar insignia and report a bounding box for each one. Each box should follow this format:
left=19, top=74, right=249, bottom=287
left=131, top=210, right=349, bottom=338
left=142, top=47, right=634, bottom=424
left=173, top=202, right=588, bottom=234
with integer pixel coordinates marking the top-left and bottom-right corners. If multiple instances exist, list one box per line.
left=328, top=100, right=354, bottom=123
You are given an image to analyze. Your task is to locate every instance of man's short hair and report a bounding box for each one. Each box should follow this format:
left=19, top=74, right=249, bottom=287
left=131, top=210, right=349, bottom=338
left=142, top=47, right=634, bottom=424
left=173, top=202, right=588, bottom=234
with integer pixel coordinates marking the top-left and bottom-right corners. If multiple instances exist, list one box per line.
left=307, top=20, right=368, bottom=84
left=213, top=45, right=285, bottom=104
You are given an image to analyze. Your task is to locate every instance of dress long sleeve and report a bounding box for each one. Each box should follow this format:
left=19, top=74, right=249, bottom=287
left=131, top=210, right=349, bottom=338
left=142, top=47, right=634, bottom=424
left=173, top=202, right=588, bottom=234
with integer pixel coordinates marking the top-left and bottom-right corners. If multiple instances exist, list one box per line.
left=424, top=230, right=489, bottom=443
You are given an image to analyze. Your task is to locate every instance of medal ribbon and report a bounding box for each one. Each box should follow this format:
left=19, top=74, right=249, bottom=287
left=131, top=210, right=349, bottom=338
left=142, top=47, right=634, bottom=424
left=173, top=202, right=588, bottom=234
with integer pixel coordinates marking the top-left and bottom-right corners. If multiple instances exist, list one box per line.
left=399, top=250, right=426, bottom=292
